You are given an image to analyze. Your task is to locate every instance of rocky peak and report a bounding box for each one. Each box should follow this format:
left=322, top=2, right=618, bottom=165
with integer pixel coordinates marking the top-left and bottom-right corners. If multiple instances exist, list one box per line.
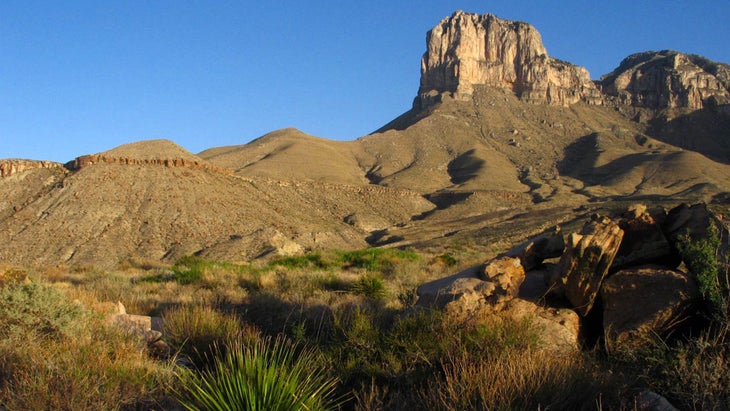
left=600, top=50, right=730, bottom=110
left=416, top=11, right=602, bottom=108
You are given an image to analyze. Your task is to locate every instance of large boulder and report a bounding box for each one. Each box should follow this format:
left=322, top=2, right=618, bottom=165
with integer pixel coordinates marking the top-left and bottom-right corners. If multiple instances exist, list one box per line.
left=416, top=256, right=525, bottom=316
left=558, top=215, right=624, bottom=316
left=612, top=205, right=674, bottom=271
left=601, top=266, right=701, bottom=349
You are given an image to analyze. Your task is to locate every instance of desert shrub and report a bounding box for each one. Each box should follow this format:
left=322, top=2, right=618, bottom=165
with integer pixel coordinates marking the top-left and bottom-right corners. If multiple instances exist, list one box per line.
left=432, top=253, right=458, bottom=267
left=424, top=347, right=609, bottom=410
left=0, top=267, right=27, bottom=287
left=163, top=304, right=245, bottom=369
left=0, top=281, right=87, bottom=340
left=350, top=274, right=387, bottom=300
left=0, top=280, right=174, bottom=410
left=174, top=336, right=343, bottom=411
left=338, top=248, right=419, bottom=273
left=678, top=223, right=726, bottom=315
left=269, top=252, right=329, bottom=270
left=612, top=328, right=730, bottom=410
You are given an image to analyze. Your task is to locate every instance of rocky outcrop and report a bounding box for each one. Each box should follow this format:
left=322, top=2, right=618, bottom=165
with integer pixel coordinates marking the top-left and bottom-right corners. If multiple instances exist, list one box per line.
left=0, top=159, right=63, bottom=178
left=601, top=50, right=730, bottom=110
left=612, top=205, right=674, bottom=271
left=559, top=216, right=624, bottom=316
left=64, top=154, right=232, bottom=174
left=417, top=11, right=602, bottom=108
left=601, top=266, right=700, bottom=348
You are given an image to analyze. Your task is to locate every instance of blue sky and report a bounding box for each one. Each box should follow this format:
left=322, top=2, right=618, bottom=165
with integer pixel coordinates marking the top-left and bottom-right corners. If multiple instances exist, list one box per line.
left=2, top=1, right=729, bottom=162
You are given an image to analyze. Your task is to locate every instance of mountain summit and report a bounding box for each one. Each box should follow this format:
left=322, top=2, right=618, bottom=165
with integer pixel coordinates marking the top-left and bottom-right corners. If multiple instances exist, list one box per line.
left=417, top=11, right=602, bottom=108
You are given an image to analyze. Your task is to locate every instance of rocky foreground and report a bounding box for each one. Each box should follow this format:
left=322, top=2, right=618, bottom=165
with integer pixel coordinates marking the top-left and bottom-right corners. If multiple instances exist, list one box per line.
left=417, top=203, right=728, bottom=351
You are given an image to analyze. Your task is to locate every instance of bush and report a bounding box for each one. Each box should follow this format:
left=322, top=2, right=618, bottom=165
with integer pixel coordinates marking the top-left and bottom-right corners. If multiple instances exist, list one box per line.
left=339, top=248, right=419, bottom=273
left=269, top=253, right=329, bottom=270
left=350, top=274, right=387, bottom=300
left=678, top=223, right=726, bottom=314
left=0, top=281, right=87, bottom=340
left=174, top=336, right=343, bottom=411
left=163, top=304, right=246, bottom=369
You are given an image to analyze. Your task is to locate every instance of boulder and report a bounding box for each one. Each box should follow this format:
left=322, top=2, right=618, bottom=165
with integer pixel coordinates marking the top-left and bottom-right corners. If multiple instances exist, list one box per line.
left=416, top=257, right=525, bottom=316
left=636, top=390, right=679, bottom=411
left=503, top=298, right=580, bottom=353
left=558, top=215, right=624, bottom=316
left=480, top=256, right=525, bottom=300
left=612, top=205, right=674, bottom=271
left=601, top=266, right=700, bottom=349
left=505, top=226, right=565, bottom=270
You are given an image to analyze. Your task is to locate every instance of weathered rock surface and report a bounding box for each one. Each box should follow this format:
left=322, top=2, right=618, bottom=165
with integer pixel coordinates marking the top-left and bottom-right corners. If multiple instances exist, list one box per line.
left=416, top=257, right=525, bottom=316
left=601, top=266, right=700, bottom=349
left=612, top=205, right=674, bottom=271
left=503, top=298, right=580, bottom=352
left=417, top=11, right=602, bottom=107
left=505, top=226, right=565, bottom=270
left=559, top=216, right=624, bottom=316
left=110, top=302, right=168, bottom=356
left=0, top=159, right=63, bottom=178
left=601, top=50, right=730, bottom=110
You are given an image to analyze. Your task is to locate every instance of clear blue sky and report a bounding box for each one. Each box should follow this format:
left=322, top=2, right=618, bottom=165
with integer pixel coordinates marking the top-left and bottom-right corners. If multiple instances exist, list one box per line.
left=2, top=1, right=729, bottom=162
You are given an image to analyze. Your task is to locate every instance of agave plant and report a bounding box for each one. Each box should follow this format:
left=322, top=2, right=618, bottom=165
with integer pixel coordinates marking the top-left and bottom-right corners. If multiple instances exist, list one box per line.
left=174, top=336, right=343, bottom=411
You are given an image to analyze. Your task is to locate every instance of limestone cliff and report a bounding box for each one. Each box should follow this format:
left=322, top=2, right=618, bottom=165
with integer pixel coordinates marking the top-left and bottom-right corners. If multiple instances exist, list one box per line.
left=0, top=159, right=63, bottom=178
left=600, top=50, right=730, bottom=110
left=417, top=11, right=602, bottom=108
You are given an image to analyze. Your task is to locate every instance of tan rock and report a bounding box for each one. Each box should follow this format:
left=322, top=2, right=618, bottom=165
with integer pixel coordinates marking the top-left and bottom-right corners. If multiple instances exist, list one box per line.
left=480, top=256, right=525, bottom=300
left=0, top=159, right=63, bottom=178
left=503, top=298, right=580, bottom=353
left=417, top=11, right=602, bottom=108
left=601, top=50, right=730, bottom=110
left=601, top=266, right=700, bottom=349
left=559, top=216, right=624, bottom=316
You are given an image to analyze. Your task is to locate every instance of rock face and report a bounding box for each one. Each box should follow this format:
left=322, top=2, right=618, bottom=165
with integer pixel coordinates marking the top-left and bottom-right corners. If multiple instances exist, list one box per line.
left=601, top=266, right=700, bottom=348
left=417, top=11, right=602, bottom=107
left=0, top=159, right=63, bottom=178
left=601, top=50, right=730, bottom=110
left=559, top=216, right=624, bottom=316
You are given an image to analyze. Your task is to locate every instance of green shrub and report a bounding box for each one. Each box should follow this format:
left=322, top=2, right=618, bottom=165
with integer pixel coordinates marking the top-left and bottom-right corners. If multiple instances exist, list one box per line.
left=0, top=281, right=87, bottom=340
left=174, top=336, right=343, bottom=411
left=350, top=274, right=387, bottom=300
left=678, top=223, right=725, bottom=313
left=339, top=248, right=419, bottom=273
left=269, top=253, right=329, bottom=270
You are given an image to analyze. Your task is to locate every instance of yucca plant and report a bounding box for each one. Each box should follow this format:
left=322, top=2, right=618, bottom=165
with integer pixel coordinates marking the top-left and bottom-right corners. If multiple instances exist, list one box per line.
left=174, top=336, right=343, bottom=411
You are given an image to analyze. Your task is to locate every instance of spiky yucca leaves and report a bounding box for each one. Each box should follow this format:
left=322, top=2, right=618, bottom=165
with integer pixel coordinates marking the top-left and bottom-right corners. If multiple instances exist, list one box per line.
left=174, top=336, right=343, bottom=411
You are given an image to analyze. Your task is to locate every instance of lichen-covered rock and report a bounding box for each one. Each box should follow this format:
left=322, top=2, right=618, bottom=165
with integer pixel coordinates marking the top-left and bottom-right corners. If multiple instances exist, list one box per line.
left=601, top=266, right=700, bottom=349
left=601, top=50, right=730, bottom=110
left=417, top=11, right=602, bottom=108
left=559, top=216, right=624, bottom=316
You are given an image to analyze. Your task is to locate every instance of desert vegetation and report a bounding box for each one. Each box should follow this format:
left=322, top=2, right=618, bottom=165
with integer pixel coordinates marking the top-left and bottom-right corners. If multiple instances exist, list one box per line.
left=0, top=236, right=728, bottom=410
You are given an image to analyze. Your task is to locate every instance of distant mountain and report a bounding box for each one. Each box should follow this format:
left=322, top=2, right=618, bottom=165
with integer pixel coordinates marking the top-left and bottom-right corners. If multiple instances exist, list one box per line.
left=2, top=11, right=729, bottom=268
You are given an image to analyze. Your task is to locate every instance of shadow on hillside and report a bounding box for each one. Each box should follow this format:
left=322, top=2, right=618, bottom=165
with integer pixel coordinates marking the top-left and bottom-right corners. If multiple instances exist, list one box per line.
left=556, top=133, right=601, bottom=184
left=448, top=149, right=485, bottom=185
left=649, top=104, right=730, bottom=164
